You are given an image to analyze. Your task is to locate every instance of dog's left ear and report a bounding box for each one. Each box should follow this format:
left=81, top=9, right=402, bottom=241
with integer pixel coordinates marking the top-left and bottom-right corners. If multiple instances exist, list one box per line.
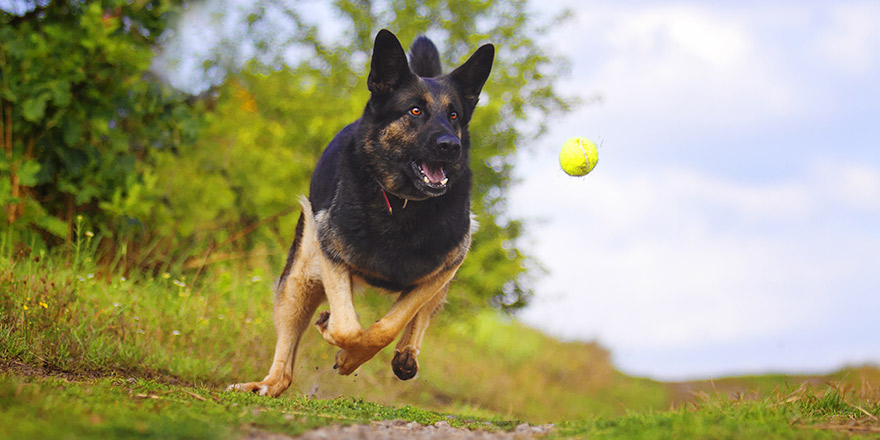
left=449, top=44, right=495, bottom=117
left=368, top=29, right=414, bottom=96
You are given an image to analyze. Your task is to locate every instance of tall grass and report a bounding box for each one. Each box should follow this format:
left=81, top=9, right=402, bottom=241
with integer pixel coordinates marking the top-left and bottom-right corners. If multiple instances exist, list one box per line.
left=1, top=233, right=667, bottom=423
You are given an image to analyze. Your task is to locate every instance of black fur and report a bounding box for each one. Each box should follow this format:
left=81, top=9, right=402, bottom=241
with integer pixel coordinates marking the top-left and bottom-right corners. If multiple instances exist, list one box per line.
left=305, top=29, right=494, bottom=292
left=408, top=36, right=442, bottom=77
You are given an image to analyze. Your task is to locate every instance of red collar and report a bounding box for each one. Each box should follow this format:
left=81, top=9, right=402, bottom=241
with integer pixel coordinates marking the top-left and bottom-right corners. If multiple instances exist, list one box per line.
left=379, top=185, right=408, bottom=215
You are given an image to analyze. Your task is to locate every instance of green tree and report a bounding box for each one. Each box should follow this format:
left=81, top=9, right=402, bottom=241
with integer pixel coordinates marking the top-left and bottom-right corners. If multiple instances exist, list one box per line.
left=152, top=0, right=572, bottom=310
left=0, top=1, right=197, bottom=250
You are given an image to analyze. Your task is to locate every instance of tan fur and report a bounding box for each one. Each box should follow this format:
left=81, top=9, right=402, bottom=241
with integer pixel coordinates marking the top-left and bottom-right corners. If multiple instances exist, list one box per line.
left=228, top=196, right=470, bottom=396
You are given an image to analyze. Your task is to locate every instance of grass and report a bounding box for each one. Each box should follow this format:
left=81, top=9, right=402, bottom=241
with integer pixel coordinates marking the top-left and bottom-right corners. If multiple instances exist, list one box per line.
left=2, top=240, right=880, bottom=438
left=554, top=383, right=880, bottom=439
left=0, top=238, right=668, bottom=422
left=0, top=374, right=516, bottom=439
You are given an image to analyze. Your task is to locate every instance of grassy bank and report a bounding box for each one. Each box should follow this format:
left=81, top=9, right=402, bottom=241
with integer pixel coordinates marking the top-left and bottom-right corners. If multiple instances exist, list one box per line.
left=2, top=247, right=879, bottom=438
left=0, top=244, right=666, bottom=422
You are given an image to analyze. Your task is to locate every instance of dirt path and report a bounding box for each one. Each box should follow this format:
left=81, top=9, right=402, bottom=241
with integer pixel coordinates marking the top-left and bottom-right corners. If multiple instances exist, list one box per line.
left=246, top=419, right=555, bottom=439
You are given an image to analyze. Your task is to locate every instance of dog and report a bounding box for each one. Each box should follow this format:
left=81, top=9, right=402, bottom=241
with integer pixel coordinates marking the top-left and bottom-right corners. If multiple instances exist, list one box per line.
left=228, top=29, right=494, bottom=397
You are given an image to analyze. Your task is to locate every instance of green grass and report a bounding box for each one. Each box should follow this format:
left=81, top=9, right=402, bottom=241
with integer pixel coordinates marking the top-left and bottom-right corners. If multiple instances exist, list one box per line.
left=0, top=243, right=669, bottom=422
left=2, top=244, right=880, bottom=439
left=553, top=384, right=880, bottom=439
left=0, top=374, right=515, bottom=439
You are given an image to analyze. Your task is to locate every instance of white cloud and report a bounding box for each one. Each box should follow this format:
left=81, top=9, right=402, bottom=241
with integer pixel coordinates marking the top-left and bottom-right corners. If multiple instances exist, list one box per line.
left=815, top=3, right=880, bottom=74
left=552, top=4, right=799, bottom=131
left=819, top=162, right=880, bottom=211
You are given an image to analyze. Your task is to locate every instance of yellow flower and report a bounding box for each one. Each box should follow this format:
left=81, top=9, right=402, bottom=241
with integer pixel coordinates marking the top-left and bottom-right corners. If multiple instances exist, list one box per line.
left=85, top=231, right=95, bottom=238
left=39, top=302, right=48, bottom=309
left=22, top=304, right=29, bottom=310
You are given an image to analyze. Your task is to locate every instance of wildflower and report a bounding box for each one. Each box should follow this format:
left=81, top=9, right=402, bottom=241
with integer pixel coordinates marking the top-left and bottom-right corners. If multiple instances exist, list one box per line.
left=120, top=276, right=126, bottom=282
left=76, top=215, right=83, bottom=221
left=113, top=302, right=121, bottom=308
left=172, top=330, right=181, bottom=336
left=78, top=277, right=85, bottom=282
left=22, top=304, right=28, bottom=311
left=250, top=275, right=262, bottom=283
left=87, top=273, right=94, bottom=279
left=173, top=280, right=185, bottom=288
left=85, top=231, right=95, bottom=238
left=39, top=302, right=48, bottom=309
left=162, top=272, right=171, bottom=279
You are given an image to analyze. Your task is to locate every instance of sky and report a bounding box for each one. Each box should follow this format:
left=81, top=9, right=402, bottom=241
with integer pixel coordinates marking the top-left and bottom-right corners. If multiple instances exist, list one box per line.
left=510, top=0, right=880, bottom=380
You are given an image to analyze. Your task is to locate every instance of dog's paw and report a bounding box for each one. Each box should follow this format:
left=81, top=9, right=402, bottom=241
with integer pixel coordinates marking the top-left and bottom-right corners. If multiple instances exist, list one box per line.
left=332, top=347, right=379, bottom=376
left=226, top=380, right=286, bottom=397
left=333, top=349, right=357, bottom=375
left=391, top=348, right=419, bottom=380
left=314, top=310, right=330, bottom=330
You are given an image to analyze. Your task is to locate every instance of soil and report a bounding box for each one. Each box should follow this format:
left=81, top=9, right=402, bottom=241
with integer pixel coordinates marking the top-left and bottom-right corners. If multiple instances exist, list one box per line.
left=245, top=420, right=555, bottom=440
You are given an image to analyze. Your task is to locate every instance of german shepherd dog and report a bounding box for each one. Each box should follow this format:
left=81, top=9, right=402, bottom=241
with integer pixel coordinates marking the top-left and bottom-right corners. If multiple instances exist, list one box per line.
left=228, top=29, right=494, bottom=396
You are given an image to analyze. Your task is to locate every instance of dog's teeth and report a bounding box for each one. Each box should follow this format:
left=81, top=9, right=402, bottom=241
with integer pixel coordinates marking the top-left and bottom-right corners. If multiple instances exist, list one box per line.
left=424, top=176, right=430, bottom=184
left=440, top=178, right=448, bottom=185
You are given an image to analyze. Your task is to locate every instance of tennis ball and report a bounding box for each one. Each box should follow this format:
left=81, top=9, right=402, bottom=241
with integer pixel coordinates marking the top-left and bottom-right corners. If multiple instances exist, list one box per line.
left=559, top=137, right=598, bottom=176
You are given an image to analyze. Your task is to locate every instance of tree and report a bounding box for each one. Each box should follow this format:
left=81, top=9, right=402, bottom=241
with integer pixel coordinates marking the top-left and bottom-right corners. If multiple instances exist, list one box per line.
left=0, top=0, right=197, bottom=249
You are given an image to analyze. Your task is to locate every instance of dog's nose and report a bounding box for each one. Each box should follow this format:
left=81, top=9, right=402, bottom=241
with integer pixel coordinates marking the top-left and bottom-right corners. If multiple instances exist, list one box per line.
left=436, top=134, right=461, bottom=160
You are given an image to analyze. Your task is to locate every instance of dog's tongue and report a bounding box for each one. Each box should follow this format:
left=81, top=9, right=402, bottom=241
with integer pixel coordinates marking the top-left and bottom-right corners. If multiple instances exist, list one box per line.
left=421, top=161, right=446, bottom=184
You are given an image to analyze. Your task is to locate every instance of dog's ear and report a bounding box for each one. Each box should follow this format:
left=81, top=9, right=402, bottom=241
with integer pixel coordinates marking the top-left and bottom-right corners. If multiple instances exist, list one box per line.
left=368, top=29, right=414, bottom=96
left=449, top=44, right=495, bottom=116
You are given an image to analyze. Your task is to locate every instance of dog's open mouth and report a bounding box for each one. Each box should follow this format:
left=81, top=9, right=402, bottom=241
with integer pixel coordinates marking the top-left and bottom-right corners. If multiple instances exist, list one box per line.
left=411, top=161, right=448, bottom=188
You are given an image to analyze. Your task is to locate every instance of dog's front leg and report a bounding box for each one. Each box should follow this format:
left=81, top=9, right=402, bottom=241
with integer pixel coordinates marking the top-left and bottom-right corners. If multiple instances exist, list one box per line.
left=391, top=284, right=448, bottom=380
left=314, top=255, right=364, bottom=350
left=330, top=268, right=458, bottom=375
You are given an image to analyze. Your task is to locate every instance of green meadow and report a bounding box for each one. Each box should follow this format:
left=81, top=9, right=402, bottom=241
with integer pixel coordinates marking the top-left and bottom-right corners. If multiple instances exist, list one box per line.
left=2, top=243, right=878, bottom=439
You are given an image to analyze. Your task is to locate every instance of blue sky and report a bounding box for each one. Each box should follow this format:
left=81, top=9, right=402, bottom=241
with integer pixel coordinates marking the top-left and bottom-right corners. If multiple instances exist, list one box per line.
left=511, top=0, right=880, bottom=380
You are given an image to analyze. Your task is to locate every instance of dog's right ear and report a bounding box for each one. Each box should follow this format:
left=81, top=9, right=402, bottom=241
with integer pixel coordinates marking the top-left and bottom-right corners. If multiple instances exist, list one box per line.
left=368, top=29, right=414, bottom=96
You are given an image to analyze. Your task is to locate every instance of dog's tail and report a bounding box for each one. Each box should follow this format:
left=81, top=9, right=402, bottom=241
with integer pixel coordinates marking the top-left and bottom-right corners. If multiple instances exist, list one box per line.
left=409, top=36, right=442, bottom=78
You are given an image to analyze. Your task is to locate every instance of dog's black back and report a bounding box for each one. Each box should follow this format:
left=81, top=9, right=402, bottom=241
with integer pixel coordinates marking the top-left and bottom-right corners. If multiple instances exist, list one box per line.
left=304, top=30, right=494, bottom=292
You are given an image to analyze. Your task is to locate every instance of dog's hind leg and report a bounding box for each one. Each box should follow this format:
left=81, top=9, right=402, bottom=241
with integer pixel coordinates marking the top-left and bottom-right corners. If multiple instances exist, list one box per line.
left=228, top=204, right=325, bottom=397
left=391, top=284, right=448, bottom=380
left=228, top=276, right=323, bottom=397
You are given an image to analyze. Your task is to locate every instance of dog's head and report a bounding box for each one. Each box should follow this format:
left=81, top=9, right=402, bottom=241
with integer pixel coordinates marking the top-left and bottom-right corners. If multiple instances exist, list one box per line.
left=360, top=29, right=494, bottom=201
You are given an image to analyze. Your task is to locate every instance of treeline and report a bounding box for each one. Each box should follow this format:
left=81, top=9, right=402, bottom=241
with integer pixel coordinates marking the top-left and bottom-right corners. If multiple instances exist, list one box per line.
left=1, top=0, right=571, bottom=311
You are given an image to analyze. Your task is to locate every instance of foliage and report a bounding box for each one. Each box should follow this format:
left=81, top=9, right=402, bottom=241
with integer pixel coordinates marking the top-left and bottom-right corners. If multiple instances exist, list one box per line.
left=0, top=1, right=199, bottom=251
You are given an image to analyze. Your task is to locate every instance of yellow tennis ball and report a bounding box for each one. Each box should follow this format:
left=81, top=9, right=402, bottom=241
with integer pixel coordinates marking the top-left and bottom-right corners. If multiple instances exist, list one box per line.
left=559, top=137, right=598, bottom=176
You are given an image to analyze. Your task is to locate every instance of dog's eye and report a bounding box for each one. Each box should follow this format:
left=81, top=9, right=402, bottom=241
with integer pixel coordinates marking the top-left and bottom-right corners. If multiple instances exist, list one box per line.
left=409, top=107, right=422, bottom=116
left=449, top=112, right=458, bottom=121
